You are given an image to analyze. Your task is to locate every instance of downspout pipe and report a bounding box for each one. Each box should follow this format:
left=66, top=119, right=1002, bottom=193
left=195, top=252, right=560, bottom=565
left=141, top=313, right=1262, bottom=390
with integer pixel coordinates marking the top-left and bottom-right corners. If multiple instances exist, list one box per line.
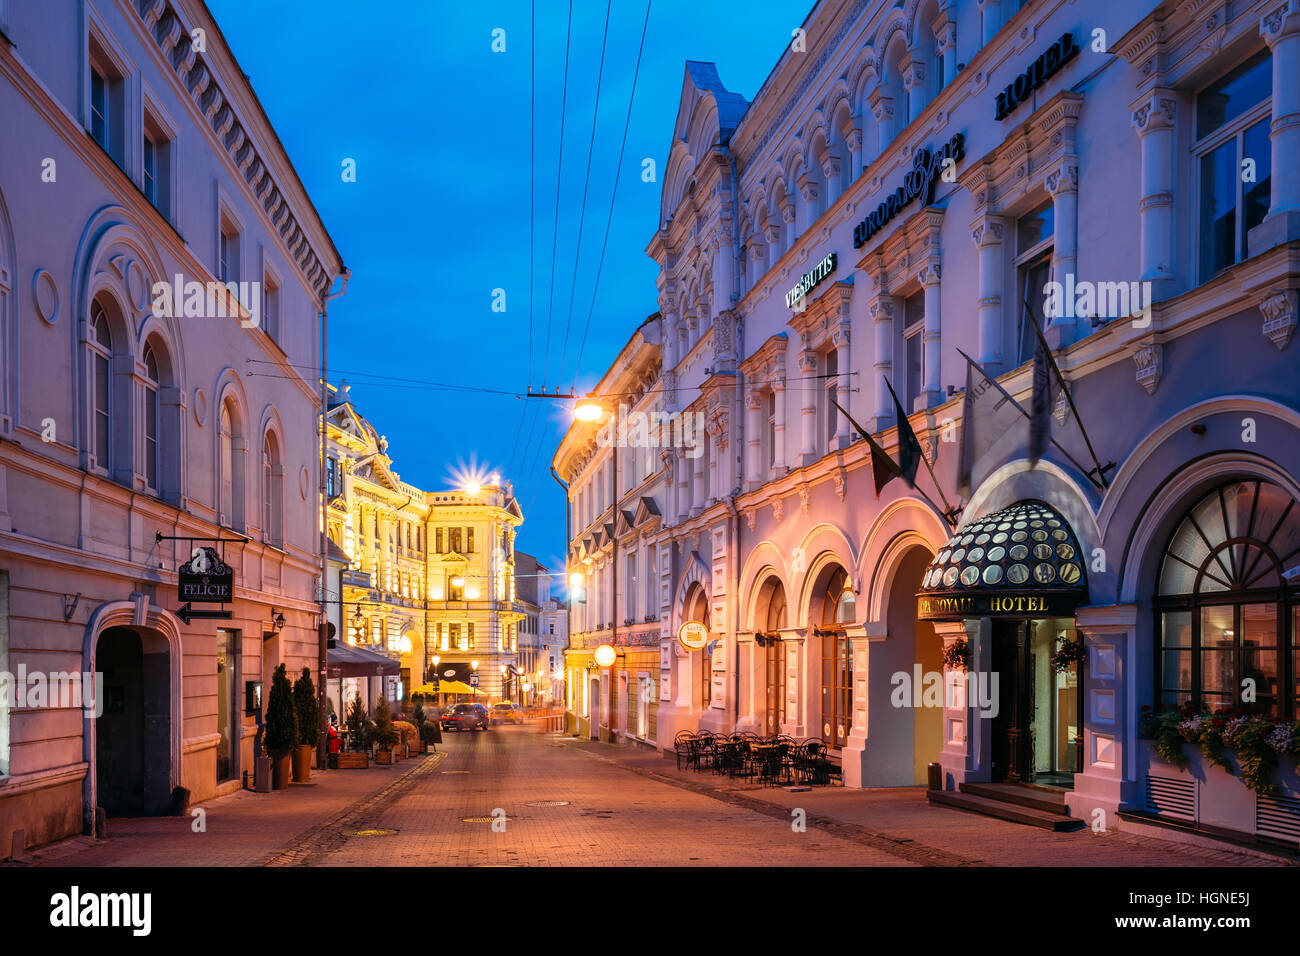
left=317, top=267, right=350, bottom=770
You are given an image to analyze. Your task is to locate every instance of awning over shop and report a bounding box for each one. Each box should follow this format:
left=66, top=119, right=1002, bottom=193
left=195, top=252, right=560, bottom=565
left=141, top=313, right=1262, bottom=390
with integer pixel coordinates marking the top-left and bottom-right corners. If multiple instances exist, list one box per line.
left=438, top=680, right=487, bottom=696
left=326, top=642, right=401, bottom=680
left=917, top=501, right=1088, bottom=621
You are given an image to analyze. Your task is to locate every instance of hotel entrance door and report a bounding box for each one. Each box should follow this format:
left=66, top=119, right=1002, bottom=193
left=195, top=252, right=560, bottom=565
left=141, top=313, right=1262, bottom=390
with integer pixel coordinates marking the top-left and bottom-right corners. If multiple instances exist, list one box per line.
left=990, top=618, right=1080, bottom=786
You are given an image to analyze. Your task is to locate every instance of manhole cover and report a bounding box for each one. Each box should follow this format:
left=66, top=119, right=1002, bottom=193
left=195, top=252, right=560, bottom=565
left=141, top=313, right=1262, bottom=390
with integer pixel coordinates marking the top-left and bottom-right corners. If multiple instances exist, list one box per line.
left=462, top=816, right=513, bottom=823
left=526, top=801, right=570, bottom=807
left=352, top=829, right=398, bottom=837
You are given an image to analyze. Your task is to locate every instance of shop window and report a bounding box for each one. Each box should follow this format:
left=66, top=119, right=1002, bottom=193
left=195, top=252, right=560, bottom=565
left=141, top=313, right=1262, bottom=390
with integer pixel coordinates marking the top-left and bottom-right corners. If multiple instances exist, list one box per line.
left=1196, top=51, right=1272, bottom=281
left=819, top=566, right=854, bottom=750
left=1156, top=479, right=1299, bottom=718
left=1014, top=201, right=1054, bottom=367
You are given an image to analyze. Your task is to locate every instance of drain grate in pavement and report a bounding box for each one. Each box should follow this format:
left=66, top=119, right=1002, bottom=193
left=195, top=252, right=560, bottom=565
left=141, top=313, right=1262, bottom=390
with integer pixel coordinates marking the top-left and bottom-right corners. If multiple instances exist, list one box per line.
left=441, top=770, right=469, bottom=774
left=526, top=801, right=570, bottom=807
left=351, top=829, right=398, bottom=837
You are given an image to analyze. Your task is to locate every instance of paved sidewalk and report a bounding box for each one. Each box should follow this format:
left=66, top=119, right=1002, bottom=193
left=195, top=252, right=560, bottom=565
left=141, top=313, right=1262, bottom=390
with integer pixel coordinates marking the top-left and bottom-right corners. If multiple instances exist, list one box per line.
left=567, top=739, right=1293, bottom=867
left=10, top=752, right=442, bottom=867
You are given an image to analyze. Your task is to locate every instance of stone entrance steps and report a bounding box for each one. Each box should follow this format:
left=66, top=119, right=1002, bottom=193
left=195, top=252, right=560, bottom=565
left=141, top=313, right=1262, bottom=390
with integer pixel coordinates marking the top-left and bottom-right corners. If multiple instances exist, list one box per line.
left=926, top=781, right=1086, bottom=831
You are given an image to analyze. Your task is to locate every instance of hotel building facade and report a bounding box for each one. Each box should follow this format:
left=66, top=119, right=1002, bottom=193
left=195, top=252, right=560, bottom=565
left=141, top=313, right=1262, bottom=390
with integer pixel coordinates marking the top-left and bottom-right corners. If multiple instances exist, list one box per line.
left=0, top=0, right=345, bottom=856
left=559, top=0, right=1300, bottom=847
left=324, top=383, right=527, bottom=706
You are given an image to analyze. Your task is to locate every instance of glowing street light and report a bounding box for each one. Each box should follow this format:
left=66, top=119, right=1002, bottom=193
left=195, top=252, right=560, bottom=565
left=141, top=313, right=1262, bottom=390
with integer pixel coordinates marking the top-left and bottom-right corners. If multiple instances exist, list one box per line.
left=594, top=643, right=616, bottom=669
left=464, top=480, right=482, bottom=497
left=574, top=397, right=603, bottom=422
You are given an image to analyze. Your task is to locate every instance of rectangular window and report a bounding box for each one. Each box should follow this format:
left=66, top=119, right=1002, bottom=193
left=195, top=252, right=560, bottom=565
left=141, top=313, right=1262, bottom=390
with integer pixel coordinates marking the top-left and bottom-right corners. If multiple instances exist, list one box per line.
left=435, top=527, right=444, bottom=553
left=821, top=631, right=853, bottom=750
left=143, top=135, right=157, bottom=203
left=450, top=528, right=462, bottom=554
left=1015, top=201, right=1055, bottom=367
left=824, top=349, right=838, bottom=450
left=467, top=622, right=475, bottom=650
left=90, top=67, right=108, bottom=148
left=766, top=390, right=776, bottom=469
left=466, top=528, right=474, bottom=553
left=903, top=292, right=925, bottom=411
left=263, top=270, right=281, bottom=343
left=93, top=352, right=110, bottom=468
left=219, top=211, right=241, bottom=286
left=1196, top=52, right=1272, bottom=281
left=326, top=457, right=337, bottom=499
left=144, top=385, right=158, bottom=489
left=216, top=629, right=239, bottom=782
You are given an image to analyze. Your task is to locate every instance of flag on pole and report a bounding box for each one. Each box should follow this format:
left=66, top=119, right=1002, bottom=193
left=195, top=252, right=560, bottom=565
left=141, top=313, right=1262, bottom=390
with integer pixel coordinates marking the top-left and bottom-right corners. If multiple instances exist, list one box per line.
left=956, top=352, right=1029, bottom=498
left=884, top=379, right=922, bottom=488
left=830, top=398, right=901, bottom=495
left=1027, top=307, right=1061, bottom=467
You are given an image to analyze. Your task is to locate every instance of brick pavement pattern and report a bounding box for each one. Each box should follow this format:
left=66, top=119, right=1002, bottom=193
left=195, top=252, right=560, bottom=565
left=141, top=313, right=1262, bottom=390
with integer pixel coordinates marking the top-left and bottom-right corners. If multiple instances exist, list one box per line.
left=10, top=726, right=1292, bottom=866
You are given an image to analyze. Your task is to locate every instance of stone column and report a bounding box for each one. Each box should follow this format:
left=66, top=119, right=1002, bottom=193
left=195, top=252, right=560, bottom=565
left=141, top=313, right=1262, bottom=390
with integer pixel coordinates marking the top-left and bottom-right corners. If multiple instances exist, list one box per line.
left=833, top=326, right=851, bottom=447
left=935, top=15, right=957, bottom=88
left=870, top=296, right=896, bottom=432
left=675, top=451, right=690, bottom=522
left=845, top=127, right=863, bottom=184
left=663, top=312, right=681, bottom=368
left=820, top=152, right=842, bottom=207
left=1045, top=163, right=1080, bottom=348
left=971, top=216, right=1005, bottom=372
left=779, top=628, right=806, bottom=738
left=1252, top=0, right=1300, bottom=251
left=1130, top=90, right=1177, bottom=285
left=1065, top=605, right=1139, bottom=827
left=779, top=197, right=796, bottom=250
left=764, top=221, right=782, bottom=271
left=920, top=263, right=943, bottom=409
left=796, top=171, right=818, bottom=235
left=978, top=0, right=1000, bottom=46
left=936, top=619, right=988, bottom=789
left=691, top=438, right=706, bottom=516
left=869, top=87, right=895, bottom=155
left=661, top=449, right=677, bottom=522
left=902, top=60, right=927, bottom=124
left=771, top=379, right=788, bottom=476
left=747, top=243, right=765, bottom=293
left=797, top=350, right=818, bottom=465
left=744, top=391, right=762, bottom=490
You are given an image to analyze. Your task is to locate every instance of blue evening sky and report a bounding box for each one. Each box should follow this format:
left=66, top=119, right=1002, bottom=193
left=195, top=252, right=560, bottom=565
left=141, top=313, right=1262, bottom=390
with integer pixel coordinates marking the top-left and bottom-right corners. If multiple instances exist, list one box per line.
left=208, top=0, right=810, bottom=571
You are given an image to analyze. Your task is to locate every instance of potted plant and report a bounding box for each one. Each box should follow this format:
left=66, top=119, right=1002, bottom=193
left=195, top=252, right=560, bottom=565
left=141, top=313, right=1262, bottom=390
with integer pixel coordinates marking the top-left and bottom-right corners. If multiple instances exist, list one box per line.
left=392, top=720, right=416, bottom=759
left=292, top=667, right=319, bottom=782
left=372, top=697, right=399, bottom=764
left=265, top=663, right=298, bottom=790
left=1049, top=635, right=1087, bottom=673
left=338, top=695, right=372, bottom=768
left=411, top=703, right=427, bottom=753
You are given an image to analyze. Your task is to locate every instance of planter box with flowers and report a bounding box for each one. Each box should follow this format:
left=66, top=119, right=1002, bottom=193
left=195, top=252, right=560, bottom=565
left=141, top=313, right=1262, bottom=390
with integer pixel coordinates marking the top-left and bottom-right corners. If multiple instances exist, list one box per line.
left=1137, top=704, right=1300, bottom=839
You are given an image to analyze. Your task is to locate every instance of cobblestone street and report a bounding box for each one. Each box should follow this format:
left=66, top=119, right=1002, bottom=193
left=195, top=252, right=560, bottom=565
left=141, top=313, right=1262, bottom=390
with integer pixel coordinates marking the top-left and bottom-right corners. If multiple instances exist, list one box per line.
left=13, top=725, right=1289, bottom=867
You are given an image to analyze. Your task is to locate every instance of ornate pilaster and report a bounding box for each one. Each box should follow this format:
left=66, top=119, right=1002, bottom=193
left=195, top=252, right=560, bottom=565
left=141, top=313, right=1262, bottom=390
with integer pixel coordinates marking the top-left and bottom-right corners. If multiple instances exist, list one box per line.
left=1130, top=89, right=1177, bottom=285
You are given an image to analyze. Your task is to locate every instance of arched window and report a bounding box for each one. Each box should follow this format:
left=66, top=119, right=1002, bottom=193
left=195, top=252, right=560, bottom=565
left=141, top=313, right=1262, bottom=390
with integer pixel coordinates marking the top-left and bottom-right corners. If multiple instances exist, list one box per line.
left=218, top=398, right=246, bottom=531
left=818, top=565, right=854, bottom=749
left=262, top=431, right=283, bottom=548
left=1156, top=480, right=1300, bottom=718
left=89, top=299, right=113, bottom=471
left=142, top=344, right=159, bottom=491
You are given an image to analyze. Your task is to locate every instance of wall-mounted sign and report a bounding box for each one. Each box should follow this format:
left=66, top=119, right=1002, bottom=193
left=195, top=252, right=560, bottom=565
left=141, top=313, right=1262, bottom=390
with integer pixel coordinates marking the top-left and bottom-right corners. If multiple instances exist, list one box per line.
left=853, top=134, right=965, bottom=248
left=916, top=590, right=1083, bottom=622
left=994, top=33, right=1079, bottom=121
left=678, top=621, right=708, bottom=651
left=178, top=547, right=233, bottom=603
left=785, top=252, right=837, bottom=309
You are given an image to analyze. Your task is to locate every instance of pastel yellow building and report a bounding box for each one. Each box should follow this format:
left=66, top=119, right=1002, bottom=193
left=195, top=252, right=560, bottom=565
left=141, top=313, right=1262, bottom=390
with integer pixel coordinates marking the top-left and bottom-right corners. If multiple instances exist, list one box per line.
left=324, top=383, right=525, bottom=705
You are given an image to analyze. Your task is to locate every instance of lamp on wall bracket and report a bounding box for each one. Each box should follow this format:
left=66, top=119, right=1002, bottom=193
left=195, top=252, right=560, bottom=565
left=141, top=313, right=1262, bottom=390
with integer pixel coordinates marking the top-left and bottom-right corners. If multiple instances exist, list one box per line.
left=270, top=608, right=286, bottom=633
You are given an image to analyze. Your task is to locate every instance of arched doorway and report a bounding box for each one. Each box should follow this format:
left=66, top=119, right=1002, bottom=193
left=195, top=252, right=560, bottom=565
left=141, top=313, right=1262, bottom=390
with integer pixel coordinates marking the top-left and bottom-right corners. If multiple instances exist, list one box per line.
left=754, top=575, right=788, bottom=734
left=884, top=546, right=943, bottom=784
left=1154, top=478, right=1300, bottom=719
left=809, top=564, right=854, bottom=750
left=95, top=626, right=172, bottom=816
left=682, top=581, right=711, bottom=712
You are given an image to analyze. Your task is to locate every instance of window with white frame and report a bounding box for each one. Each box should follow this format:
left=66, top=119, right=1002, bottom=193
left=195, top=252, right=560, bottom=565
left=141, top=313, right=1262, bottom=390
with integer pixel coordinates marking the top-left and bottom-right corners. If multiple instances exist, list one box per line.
left=143, top=343, right=160, bottom=491
left=1195, top=51, right=1272, bottom=282
left=218, top=211, right=241, bottom=286
left=88, top=298, right=114, bottom=472
left=262, top=431, right=283, bottom=548
left=1014, top=201, right=1054, bottom=367
left=824, top=348, right=839, bottom=451
left=88, top=33, right=125, bottom=166
left=902, top=291, right=925, bottom=411
left=141, top=105, right=174, bottom=220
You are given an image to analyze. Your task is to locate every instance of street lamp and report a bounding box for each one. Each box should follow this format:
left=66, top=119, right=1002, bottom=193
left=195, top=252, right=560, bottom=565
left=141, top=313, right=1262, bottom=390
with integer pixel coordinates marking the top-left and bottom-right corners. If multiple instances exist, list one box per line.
left=573, top=397, right=603, bottom=422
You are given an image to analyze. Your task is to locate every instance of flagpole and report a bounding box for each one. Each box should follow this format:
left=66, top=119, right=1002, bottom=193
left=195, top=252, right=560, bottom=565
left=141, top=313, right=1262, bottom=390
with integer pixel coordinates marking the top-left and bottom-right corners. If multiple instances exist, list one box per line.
left=1023, top=297, right=1114, bottom=487
left=954, top=348, right=1101, bottom=486
left=883, top=376, right=958, bottom=520
left=830, top=397, right=958, bottom=529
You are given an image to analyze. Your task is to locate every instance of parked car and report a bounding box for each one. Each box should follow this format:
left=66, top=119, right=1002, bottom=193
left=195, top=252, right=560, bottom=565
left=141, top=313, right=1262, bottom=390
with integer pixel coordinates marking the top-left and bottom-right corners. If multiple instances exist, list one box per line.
left=440, top=703, right=489, bottom=732
left=491, top=702, right=523, bottom=725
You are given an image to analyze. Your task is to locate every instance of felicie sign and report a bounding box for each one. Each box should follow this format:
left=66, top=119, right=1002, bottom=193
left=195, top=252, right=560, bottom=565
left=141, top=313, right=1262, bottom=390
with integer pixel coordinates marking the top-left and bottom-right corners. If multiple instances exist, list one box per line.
left=852, top=133, right=964, bottom=248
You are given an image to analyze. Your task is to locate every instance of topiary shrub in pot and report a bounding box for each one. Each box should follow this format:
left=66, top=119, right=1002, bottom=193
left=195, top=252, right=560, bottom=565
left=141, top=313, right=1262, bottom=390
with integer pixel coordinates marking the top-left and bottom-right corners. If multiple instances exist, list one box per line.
left=371, top=697, right=400, bottom=765
left=265, top=663, right=298, bottom=789
left=292, top=667, right=320, bottom=782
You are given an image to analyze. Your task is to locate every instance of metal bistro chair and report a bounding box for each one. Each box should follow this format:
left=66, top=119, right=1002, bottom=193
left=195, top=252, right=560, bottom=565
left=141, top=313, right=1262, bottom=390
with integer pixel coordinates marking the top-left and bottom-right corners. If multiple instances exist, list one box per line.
left=675, top=731, right=697, bottom=771
left=695, top=732, right=717, bottom=772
